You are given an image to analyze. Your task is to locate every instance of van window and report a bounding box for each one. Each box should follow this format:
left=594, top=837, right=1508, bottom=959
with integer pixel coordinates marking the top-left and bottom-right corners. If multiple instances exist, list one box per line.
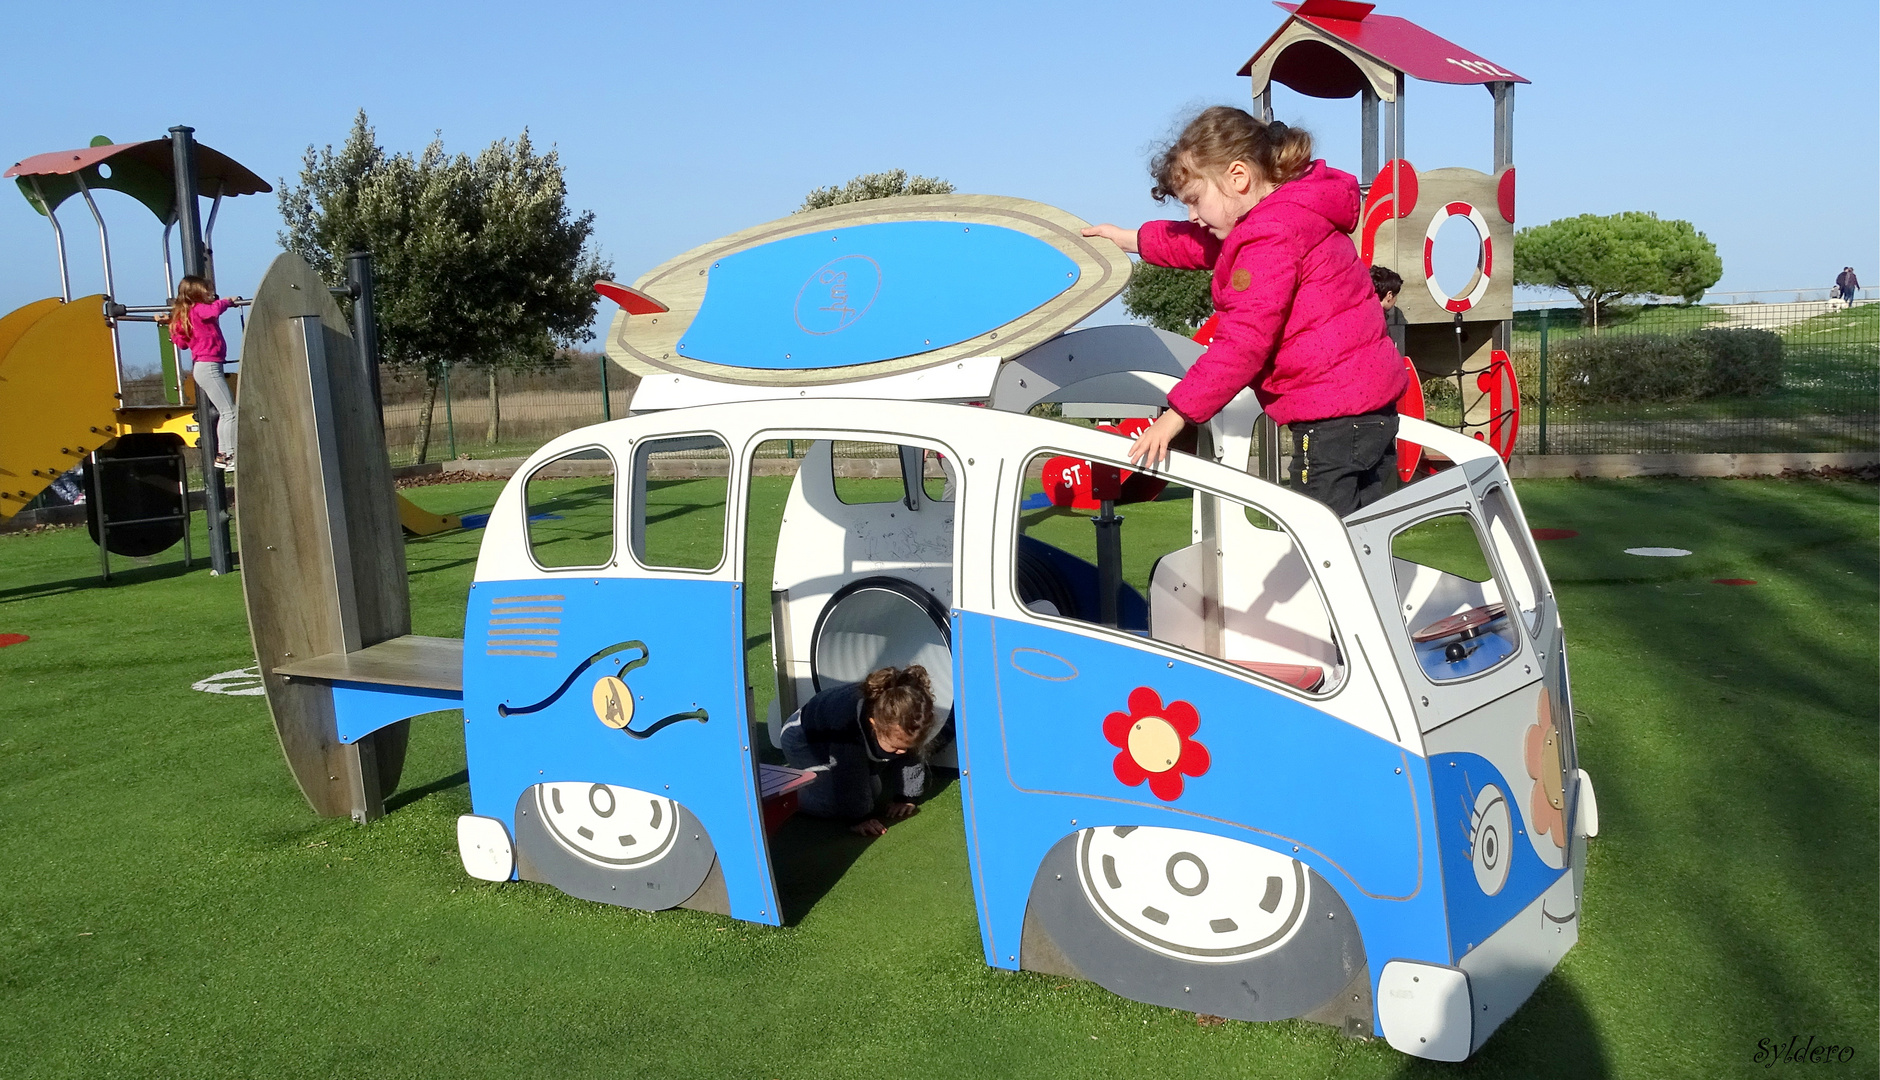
left=525, top=447, right=615, bottom=569
left=1013, top=450, right=1342, bottom=694
left=1390, top=513, right=1517, bottom=682
left=1480, top=487, right=1544, bottom=635
left=830, top=441, right=947, bottom=507
left=631, top=434, right=729, bottom=571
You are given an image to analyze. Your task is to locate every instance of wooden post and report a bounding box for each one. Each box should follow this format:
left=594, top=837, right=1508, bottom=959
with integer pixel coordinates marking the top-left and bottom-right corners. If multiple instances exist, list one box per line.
left=1491, top=82, right=1514, bottom=172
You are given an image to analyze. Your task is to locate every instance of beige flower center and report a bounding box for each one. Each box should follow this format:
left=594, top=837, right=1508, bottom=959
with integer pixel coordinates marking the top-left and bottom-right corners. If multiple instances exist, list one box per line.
left=1127, top=715, right=1181, bottom=773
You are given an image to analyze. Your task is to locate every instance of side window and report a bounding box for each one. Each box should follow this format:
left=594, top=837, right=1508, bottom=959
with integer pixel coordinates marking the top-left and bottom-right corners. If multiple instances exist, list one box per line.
left=1014, top=451, right=1342, bottom=694
left=631, top=434, right=729, bottom=571
left=1480, top=486, right=1543, bottom=634
left=831, top=440, right=902, bottom=504
left=832, top=440, right=948, bottom=508
left=1390, top=513, right=1517, bottom=682
left=526, top=447, right=616, bottom=570
left=923, top=449, right=954, bottom=502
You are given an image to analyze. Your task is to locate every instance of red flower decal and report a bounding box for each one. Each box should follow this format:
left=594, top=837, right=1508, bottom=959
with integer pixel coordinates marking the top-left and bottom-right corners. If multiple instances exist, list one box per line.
left=1102, top=686, right=1210, bottom=801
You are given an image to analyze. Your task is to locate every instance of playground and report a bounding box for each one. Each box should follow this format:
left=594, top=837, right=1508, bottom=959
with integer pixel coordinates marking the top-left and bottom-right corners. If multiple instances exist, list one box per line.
left=1, top=2, right=1875, bottom=1075
left=0, top=472, right=1873, bottom=1078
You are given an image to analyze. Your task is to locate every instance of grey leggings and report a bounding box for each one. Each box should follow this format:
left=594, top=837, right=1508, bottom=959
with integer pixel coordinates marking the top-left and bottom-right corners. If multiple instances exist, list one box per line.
left=191, top=361, right=236, bottom=458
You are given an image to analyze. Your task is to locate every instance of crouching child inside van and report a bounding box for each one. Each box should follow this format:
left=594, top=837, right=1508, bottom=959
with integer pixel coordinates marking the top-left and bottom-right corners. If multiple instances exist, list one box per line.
left=779, top=666, right=939, bottom=837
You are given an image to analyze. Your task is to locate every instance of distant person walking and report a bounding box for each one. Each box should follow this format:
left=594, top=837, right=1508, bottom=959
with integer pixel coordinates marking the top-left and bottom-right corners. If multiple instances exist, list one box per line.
left=1835, top=267, right=1860, bottom=306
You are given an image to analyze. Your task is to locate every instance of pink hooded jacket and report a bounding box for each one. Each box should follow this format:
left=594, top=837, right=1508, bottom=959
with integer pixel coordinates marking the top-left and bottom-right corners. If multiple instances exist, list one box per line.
left=172, top=297, right=236, bottom=365
left=1139, top=159, right=1406, bottom=426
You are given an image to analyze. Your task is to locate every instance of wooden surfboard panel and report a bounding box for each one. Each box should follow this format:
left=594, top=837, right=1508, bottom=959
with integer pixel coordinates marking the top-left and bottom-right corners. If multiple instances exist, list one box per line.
left=236, top=252, right=412, bottom=819
left=608, top=194, right=1132, bottom=388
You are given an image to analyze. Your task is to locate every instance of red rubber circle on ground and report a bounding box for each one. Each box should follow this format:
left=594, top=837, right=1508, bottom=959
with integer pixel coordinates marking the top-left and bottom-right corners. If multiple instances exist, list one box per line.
left=1531, top=528, right=1578, bottom=540
left=1711, top=579, right=1757, bottom=586
left=0, top=633, right=28, bottom=648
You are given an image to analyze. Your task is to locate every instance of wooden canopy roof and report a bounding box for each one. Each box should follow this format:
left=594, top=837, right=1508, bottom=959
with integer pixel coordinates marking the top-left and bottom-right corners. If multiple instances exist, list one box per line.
left=6, top=138, right=271, bottom=224
left=1240, top=1, right=1528, bottom=101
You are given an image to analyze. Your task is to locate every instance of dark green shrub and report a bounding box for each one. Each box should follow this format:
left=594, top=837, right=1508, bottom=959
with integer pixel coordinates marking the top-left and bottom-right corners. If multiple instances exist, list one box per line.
left=1696, top=328, right=1784, bottom=396
left=1547, top=328, right=1784, bottom=404
left=1549, top=333, right=1709, bottom=404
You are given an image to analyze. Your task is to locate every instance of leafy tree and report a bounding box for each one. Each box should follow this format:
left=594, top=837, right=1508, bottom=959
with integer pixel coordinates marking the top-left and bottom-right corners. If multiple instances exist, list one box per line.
left=279, top=112, right=611, bottom=462
left=1122, top=263, right=1213, bottom=335
left=1513, top=212, right=1721, bottom=329
left=798, top=169, right=953, bottom=212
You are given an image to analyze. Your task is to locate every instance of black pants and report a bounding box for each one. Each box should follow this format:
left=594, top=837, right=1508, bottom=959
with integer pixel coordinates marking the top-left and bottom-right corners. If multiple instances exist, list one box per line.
left=1288, top=410, right=1398, bottom=517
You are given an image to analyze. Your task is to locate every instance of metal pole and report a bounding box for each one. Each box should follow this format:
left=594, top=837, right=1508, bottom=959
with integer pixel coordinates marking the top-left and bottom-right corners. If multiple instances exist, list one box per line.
left=202, top=181, right=225, bottom=287
left=72, top=176, right=117, bottom=302
left=30, top=178, right=73, bottom=303
left=1360, top=86, right=1379, bottom=183
left=1537, top=310, right=1550, bottom=456
left=345, top=252, right=384, bottom=418
left=172, top=124, right=232, bottom=575
left=444, top=364, right=457, bottom=460
left=177, top=446, right=193, bottom=570
left=90, top=453, right=111, bottom=583
left=598, top=351, right=611, bottom=422
left=1092, top=500, right=1123, bottom=628
left=161, top=220, right=176, bottom=298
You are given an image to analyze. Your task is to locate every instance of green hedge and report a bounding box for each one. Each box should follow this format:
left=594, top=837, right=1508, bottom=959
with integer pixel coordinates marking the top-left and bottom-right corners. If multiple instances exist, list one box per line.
left=1549, top=328, right=1784, bottom=404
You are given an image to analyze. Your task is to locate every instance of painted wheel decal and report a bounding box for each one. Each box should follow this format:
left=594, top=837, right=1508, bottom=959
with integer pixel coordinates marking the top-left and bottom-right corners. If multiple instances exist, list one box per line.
left=1075, top=826, right=1310, bottom=962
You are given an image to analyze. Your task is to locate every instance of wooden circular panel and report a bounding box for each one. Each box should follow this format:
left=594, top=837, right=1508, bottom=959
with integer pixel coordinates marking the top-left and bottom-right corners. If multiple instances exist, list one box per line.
left=608, top=194, right=1133, bottom=387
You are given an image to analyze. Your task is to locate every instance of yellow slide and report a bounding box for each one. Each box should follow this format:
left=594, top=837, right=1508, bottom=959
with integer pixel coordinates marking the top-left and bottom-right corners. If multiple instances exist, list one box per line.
left=0, top=295, right=203, bottom=520
left=396, top=494, right=460, bottom=536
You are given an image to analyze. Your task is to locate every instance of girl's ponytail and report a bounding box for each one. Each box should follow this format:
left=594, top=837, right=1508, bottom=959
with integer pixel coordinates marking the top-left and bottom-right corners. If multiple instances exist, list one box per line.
left=1262, top=120, right=1315, bottom=188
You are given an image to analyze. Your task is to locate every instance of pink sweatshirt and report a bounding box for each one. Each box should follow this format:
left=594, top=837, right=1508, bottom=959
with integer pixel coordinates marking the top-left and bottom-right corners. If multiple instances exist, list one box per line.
left=1139, top=160, right=1406, bottom=426
left=172, top=297, right=236, bottom=365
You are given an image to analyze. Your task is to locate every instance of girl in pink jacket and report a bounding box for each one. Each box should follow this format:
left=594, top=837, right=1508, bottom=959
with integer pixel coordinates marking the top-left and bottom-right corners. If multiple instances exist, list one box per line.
left=1084, top=107, right=1406, bottom=516
left=167, top=275, right=241, bottom=470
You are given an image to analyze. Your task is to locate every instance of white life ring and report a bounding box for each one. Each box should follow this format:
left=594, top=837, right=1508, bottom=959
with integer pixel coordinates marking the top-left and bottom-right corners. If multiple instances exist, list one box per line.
left=1423, top=201, right=1494, bottom=313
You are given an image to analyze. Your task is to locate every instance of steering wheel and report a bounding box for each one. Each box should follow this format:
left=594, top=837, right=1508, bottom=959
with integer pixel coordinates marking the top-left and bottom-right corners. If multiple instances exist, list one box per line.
left=1411, top=603, right=1509, bottom=663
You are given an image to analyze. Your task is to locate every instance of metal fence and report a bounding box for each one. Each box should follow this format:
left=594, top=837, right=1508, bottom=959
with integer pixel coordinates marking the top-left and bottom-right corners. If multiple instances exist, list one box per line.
left=373, top=293, right=1878, bottom=467
left=1425, top=293, right=1878, bottom=455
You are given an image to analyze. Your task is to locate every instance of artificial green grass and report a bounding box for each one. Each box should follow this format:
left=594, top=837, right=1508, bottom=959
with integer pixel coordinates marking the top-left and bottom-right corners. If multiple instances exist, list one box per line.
left=0, top=476, right=1874, bottom=1078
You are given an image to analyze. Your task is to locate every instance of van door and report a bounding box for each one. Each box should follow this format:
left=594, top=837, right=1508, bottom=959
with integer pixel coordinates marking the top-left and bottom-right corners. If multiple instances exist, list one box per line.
left=951, top=433, right=1443, bottom=1026
left=462, top=432, right=781, bottom=924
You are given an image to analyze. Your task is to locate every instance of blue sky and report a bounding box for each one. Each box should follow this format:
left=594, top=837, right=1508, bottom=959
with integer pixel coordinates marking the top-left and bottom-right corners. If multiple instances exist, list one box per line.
left=3, top=0, right=1874, bottom=346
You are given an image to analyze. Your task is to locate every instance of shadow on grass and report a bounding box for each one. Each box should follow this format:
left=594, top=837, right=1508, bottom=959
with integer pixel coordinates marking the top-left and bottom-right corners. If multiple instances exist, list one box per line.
left=385, top=767, right=469, bottom=814
left=1526, top=478, right=1878, bottom=1049
left=767, top=775, right=960, bottom=926
left=766, top=813, right=874, bottom=926
left=0, top=553, right=216, bottom=604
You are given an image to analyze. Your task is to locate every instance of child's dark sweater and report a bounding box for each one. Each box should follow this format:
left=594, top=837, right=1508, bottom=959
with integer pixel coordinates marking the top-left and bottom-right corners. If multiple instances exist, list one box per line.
left=791, top=681, right=925, bottom=805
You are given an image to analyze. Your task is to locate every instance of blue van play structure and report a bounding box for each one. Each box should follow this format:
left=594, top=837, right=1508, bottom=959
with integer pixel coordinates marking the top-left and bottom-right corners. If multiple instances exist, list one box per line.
left=241, top=191, right=1595, bottom=1063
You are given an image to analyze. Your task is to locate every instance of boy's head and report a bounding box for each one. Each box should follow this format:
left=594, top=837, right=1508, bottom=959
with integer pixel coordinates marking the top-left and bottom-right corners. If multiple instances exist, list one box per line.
left=864, top=665, right=938, bottom=754
left=1371, top=265, right=1403, bottom=310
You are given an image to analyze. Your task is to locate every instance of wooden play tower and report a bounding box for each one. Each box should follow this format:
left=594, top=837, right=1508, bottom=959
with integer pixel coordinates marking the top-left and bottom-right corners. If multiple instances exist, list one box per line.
left=1241, top=0, right=1527, bottom=456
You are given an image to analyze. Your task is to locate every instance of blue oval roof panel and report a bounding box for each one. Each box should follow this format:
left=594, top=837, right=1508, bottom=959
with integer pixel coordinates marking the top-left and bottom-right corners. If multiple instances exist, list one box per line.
left=675, top=221, right=1080, bottom=370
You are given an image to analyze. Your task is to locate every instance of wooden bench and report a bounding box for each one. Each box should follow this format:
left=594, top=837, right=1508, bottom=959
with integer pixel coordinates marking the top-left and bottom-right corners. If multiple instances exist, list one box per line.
left=275, top=635, right=464, bottom=745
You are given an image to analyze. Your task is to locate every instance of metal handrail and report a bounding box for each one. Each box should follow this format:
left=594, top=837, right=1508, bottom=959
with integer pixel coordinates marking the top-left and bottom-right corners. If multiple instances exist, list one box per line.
left=28, top=177, right=72, bottom=303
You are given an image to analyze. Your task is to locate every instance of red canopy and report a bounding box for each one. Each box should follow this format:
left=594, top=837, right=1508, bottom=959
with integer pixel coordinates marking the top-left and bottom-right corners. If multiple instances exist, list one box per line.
left=1241, top=1, right=1527, bottom=99
left=7, top=139, right=270, bottom=223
